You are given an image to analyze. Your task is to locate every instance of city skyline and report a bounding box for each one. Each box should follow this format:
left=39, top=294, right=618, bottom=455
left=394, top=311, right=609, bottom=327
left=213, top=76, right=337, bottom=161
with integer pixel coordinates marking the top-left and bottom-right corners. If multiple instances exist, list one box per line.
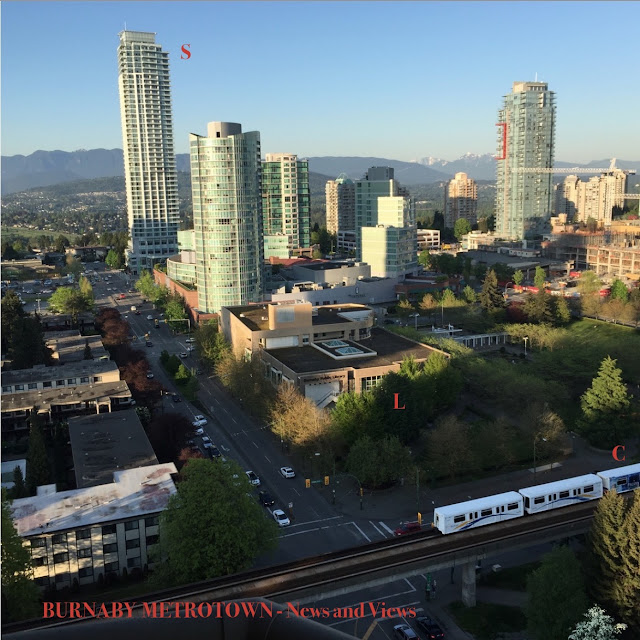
left=2, top=2, right=639, bottom=163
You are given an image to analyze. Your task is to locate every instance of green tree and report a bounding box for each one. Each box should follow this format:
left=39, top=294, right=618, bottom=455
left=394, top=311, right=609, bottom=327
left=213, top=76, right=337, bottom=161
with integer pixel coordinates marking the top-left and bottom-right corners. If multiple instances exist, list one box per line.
left=48, top=287, right=92, bottom=324
left=164, top=294, right=187, bottom=322
left=151, top=458, right=278, bottom=586
left=174, top=363, right=191, bottom=383
left=1, top=494, right=41, bottom=622
left=440, top=289, right=457, bottom=307
left=586, top=216, right=598, bottom=232
left=478, top=269, right=505, bottom=312
left=523, top=291, right=554, bottom=324
left=330, top=391, right=385, bottom=450
left=54, top=234, right=69, bottom=253
left=453, top=218, right=472, bottom=240
left=609, top=279, right=628, bottom=303
left=78, top=275, right=94, bottom=305
left=513, top=269, right=524, bottom=286
left=578, top=271, right=602, bottom=297
left=419, top=293, right=438, bottom=320
left=425, top=415, right=477, bottom=481
left=7, top=315, right=52, bottom=370
left=534, top=266, right=546, bottom=290
left=433, top=253, right=458, bottom=276
left=578, top=356, right=631, bottom=447
left=346, top=435, right=411, bottom=489
left=418, top=250, right=432, bottom=269
left=9, top=466, right=27, bottom=500
left=105, top=248, right=123, bottom=269
left=135, top=269, right=158, bottom=300
left=526, top=546, right=588, bottom=640
left=65, top=255, right=83, bottom=280
left=569, top=606, right=627, bottom=640
left=1, top=290, right=26, bottom=353
left=397, top=298, right=414, bottom=318
left=462, top=285, right=476, bottom=304
left=553, top=295, right=571, bottom=325
left=26, top=414, right=50, bottom=494
left=195, top=321, right=230, bottom=366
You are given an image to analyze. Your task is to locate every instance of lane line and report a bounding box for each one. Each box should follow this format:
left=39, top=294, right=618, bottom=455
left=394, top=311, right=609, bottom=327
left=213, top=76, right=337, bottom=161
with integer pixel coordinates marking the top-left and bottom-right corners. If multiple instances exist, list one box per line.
left=279, top=527, right=321, bottom=538
left=350, top=522, right=371, bottom=543
left=293, top=488, right=301, bottom=496
left=379, top=521, right=395, bottom=535
left=252, top=441, right=259, bottom=449
left=264, top=455, right=271, bottom=463
left=287, top=515, right=343, bottom=528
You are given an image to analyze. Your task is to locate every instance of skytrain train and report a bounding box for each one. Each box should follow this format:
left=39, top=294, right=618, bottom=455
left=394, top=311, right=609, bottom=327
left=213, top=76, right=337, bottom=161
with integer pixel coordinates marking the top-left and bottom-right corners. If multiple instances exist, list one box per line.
left=433, top=463, right=640, bottom=535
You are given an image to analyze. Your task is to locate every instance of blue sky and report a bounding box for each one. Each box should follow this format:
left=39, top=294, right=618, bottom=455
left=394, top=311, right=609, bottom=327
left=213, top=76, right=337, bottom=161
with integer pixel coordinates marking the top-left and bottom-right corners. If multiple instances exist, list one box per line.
left=2, top=1, right=639, bottom=162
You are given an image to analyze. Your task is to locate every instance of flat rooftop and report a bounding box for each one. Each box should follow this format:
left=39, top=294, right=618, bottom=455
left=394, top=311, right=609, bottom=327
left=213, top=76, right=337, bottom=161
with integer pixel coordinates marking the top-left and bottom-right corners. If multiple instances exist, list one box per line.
left=46, top=331, right=108, bottom=363
left=9, top=463, right=177, bottom=537
left=1, top=360, right=118, bottom=388
left=69, top=410, right=159, bottom=489
left=295, top=262, right=359, bottom=272
left=265, top=327, right=440, bottom=374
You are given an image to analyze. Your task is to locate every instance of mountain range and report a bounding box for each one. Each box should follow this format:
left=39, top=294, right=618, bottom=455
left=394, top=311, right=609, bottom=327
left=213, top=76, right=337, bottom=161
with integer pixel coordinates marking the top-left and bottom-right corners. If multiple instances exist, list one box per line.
left=2, top=148, right=638, bottom=195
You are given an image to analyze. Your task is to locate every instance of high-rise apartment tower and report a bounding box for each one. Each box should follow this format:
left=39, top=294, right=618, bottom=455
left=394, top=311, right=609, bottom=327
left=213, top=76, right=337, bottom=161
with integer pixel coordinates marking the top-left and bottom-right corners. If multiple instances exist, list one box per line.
left=262, top=153, right=310, bottom=258
left=444, top=172, right=478, bottom=228
left=326, top=174, right=356, bottom=236
left=495, top=81, right=556, bottom=240
left=117, top=31, right=179, bottom=274
left=190, top=122, right=263, bottom=314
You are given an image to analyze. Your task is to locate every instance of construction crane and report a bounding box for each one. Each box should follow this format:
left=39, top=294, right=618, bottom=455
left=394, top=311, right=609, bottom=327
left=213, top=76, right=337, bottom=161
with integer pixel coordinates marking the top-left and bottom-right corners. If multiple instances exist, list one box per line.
left=510, top=157, right=636, bottom=175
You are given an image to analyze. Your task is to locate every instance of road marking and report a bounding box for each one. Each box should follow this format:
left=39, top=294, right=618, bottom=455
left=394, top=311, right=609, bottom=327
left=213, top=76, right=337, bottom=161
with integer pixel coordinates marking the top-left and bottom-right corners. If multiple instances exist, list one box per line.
left=369, top=521, right=387, bottom=538
left=220, top=445, right=230, bottom=452
left=350, top=522, right=371, bottom=543
left=404, top=578, right=416, bottom=592
left=287, top=515, right=343, bottom=528
left=231, top=417, right=237, bottom=424
left=252, top=441, right=259, bottom=449
left=264, top=455, right=271, bottom=463
left=280, top=527, right=321, bottom=538
left=379, top=521, right=395, bottom=535
left=293, top=488, right=301, bottom=496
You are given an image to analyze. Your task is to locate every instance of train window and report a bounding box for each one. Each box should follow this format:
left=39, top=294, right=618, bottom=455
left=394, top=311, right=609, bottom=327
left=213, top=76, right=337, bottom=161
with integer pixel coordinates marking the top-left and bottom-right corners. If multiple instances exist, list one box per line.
left=453, top=515, right=465, bottom=523
left=616, top=478, right=625, bottom=486
left=501, top=506, right=505, bottom=512
left=474, top=512, right=478, bottom=519
left=559, top=491, right=569, bottom=499
left=584, top=485, right=594, bottom=492
left=507, top=502, right=519, bottom=510
left=534, top=497, right=545, bottom=504
left=481, top=509, right=492, bottom=517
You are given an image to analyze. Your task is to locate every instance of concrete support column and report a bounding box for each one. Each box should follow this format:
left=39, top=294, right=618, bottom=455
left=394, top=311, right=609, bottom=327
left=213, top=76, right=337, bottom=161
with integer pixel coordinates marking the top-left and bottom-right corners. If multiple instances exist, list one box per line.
left=461, top=560, right=476, bottom=607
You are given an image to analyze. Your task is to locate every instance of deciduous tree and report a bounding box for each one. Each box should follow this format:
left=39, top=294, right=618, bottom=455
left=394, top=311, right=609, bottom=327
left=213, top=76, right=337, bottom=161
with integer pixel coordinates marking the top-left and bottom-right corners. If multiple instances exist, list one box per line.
left=453, top=218, right=472, bottom=240
left=462, top=285, right=476, bottom=304
left=48, top=287, right=92, bottom=324
left=195, top=321, right=230, bottom=367
left=609, top=279, right=628, bottom=303
left=513, top=269, right=524, bottom=286
left=534, top=265, right=546, bottom=290
left=397, top=298, right=414, bottom=318
left=419, top=293, right=437, bottom=320
left=346, top=435, right=411, bottom=489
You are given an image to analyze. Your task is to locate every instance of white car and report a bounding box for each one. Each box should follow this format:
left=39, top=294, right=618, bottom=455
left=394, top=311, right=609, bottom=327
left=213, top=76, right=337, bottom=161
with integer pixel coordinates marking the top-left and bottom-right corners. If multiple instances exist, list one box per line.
left=194, top=427, right=205, bottom=435
left=273, top=509, right=290, bottom=527
left=185, top=338, right=195, bottom=343
left=280, top=466, right=296, bottom=479
left=192, top=419, right=207, bottom=428
left=202, top=436, right=211, bottom=445
left=246, top=471, right=261, bottom=486
left=146, top=372, right=154, bottom=379
left=187, top=346, right=196, bottom=352
left=194, top=415, right=205, bottom=422
left=147, top=315, right=153, bottom=320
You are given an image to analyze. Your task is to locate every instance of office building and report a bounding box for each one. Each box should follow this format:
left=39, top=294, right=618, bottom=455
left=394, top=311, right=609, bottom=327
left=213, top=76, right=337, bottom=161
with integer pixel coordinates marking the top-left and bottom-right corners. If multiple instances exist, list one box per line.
left=495, top=81, right=556, bottom=240
left=445, top=172, right=478, bottom=228
left=326, top=174, right=356, bottom=236
left=190, top=122, right=263, bottom=314
left=117, top=31, right=179, bottom=274
left=262, top=154, right=310, bottom=258
left=417, top=229, right=441, bottom=251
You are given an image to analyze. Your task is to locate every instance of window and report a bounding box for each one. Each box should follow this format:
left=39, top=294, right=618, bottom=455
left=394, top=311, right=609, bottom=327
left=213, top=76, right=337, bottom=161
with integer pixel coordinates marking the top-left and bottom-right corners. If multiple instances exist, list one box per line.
left=124, top=521, right=139, bottom=531
left=146, top=534, right=159, bottom=546
left=127, top=557, right=142, bottom=569
left=93, top=376, right=103, bottom=383
left=77, top=548, right=92, bottom=558
left=15, top=384, right=25, bottom=391
left=56, top=380, right=65, bottom=387
left=126, top=539, right=140, bottom=550
left=534, top=496, right=545, bottom=505
left=43, top=381, right=52, bottom=388
left=52, top=533, right=67, bottom=545
left=53, top=552, right=69, bottom=564
left=102, top=524, right=117, bottom=535
left=28, top=383, right=38, bottom=390
left=67, top=378, right=77, bottom=385
left=31, top=538, right=47, bottom=548
left=78, top=567, right=93, bottom=578
left=1, top=386, right=10, bottom=392
left=35, top=576, right=50, bottom=587
left=453, top=515, right=465, bottom=523
left=145, top=516, right=159, bottom=527
left=55, top=572, right=70, bottom=583
left=507, top=502, right=519, bottom=511
left=103, top=543, right=118, bottom=554
left=80, top=377, right=89, bottom=383
left=559, top=490, right=570, bottom=499
left=76, top=529, right=91, bottom=540
left=584, top=485, right=594, bottom=492
left=104, top=561, right=119, bottom=573
left=480, top=509, right=492, bottom=517
left=33, top=556, right=48, bottom=567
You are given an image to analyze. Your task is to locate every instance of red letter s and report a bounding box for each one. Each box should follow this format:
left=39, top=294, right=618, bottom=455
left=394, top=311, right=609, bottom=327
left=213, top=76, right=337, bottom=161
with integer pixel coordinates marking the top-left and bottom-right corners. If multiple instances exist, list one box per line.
left=181, top=44, right=191, bottom=60
left=612, top=445, right=625, bottom=462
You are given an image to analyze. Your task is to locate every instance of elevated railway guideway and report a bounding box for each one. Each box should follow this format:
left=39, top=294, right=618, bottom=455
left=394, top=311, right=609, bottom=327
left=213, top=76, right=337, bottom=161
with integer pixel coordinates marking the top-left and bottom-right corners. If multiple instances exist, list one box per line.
left=4, top=500, right=600, bottom=640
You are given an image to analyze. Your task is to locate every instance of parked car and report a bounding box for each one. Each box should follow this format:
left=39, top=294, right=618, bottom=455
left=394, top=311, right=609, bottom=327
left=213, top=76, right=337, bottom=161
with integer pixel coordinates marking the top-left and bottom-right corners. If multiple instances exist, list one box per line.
left=246, top=471, right=261, bottom=486
left=146, top=372, right=154, bottom=379
left=273, top=509, right=290, bottom=527
left=202, top=436, right=212, bottom=445
left=194, top=415, right=206, bottom=422
left=208, top=446, right=221, bottom=459
left=172, top=394, right=181, bottom=403
left=394, top=522, right=422, bottom=536
left=393, top=624, right=418, bottom=640
left=192, top=419, right=207, bottom=428
left=415, top=616, right=445, bottom=640
left=146, top=341, right=153, bottom=347
left=180, top=352, right=188, bottom=358
left=194, top=427, right=205, bottom=435
left=147, top=315, right=153, bottom=320
left=185, top=337, right=195, bottom=343
left=258, top=491, right=275, bottom=507
left=280, top=466, right=296, bottom=478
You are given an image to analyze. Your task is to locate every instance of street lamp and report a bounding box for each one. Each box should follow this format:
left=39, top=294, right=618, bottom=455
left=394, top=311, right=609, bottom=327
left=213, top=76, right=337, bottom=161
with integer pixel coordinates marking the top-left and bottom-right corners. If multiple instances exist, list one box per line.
left=533, top=435, right=547, bottom=482
left=523, top=336, right=529, bottom=356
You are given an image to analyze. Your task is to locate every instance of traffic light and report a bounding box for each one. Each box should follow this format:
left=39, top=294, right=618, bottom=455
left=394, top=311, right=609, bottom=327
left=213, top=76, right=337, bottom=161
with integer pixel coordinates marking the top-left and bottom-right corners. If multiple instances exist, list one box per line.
left=305, top=478, right=311, bottom=489
left=324, top=476, right=329, bottom=486
left=359, top=487, right=363, bottom=497
left=418, top=512, right=422, bottom=525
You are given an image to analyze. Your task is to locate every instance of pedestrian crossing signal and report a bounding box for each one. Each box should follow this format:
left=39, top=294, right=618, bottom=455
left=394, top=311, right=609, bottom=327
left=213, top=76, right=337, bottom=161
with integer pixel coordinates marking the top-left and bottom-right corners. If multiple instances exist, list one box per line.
left=305, top=478, right=311, bottom=488
left=324, top=476, right=329, bottom=486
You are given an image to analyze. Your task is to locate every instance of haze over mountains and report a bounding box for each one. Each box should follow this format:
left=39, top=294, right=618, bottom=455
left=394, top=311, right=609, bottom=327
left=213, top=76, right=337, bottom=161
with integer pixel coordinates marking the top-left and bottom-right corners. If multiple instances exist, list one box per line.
left=2, top=148, right=638, bottom=195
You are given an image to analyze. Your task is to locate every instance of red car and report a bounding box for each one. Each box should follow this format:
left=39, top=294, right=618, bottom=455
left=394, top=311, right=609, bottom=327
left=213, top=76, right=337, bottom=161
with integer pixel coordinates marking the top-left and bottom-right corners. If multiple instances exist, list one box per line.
left=119, top=293, right=126, bottom=299
left=394, top=522, right=422, bottom=536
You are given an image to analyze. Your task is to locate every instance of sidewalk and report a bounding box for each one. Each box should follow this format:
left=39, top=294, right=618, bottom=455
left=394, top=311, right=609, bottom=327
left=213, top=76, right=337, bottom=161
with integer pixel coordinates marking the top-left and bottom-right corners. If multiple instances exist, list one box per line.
left=325, top=433, right=623, bottom=524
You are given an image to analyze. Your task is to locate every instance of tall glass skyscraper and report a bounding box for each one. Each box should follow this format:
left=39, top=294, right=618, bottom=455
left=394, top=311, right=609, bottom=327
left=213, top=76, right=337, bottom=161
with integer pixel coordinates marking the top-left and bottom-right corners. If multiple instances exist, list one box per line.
left=117, top=31, right=179, bottom=274
left=190, top=122, right=263, bottom=313
left=495, top=81, right=556, bottom=241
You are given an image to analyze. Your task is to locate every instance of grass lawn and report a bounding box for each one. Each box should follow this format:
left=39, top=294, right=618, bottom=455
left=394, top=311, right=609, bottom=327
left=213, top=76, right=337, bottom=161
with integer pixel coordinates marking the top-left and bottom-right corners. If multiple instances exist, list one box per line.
left=448, top=601, right=527, bottom=640
left=478, top=562, right=540, bottom=591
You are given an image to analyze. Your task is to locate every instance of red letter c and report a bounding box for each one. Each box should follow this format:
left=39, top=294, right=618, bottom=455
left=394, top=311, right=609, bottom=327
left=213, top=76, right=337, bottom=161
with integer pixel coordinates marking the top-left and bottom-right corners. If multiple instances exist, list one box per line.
left=612, top=445, right=626, bottom=462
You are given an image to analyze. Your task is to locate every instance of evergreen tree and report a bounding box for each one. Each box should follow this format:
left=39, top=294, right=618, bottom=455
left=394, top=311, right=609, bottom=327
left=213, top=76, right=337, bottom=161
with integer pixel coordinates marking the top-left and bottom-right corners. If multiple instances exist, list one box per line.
left=9, top=466, right=27, bottom=500
left=568, top=606, right=627, bottom=640
left=526, top=546, right=588, bottom=640
left=534, top=265, right=546, bottom=290
left=586, top=490, right=628, bottom=610
left=1, top=493, right=41, bottom=622
left=578, top=357, right=631, bottom=447
left=553, top=295, right=571, bottom=325
left=523, top=291, right=554, bottom=324
left=26, top=413, right=50, bottom=495
left=462, top=285, right=476, bottom=304
left=513, top=269, right=524, bottom=286
left=478, top=269, right=505, bottom=312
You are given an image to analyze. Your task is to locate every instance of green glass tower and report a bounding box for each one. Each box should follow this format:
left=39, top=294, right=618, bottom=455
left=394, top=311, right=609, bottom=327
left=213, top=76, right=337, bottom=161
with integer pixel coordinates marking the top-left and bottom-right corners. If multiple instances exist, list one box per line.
left=190, top=122, right=263, bottom=313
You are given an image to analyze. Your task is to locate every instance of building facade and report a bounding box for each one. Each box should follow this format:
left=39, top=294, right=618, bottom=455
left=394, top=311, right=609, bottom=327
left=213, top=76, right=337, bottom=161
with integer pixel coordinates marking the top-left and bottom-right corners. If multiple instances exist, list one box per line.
left=117, top=31, right=179, bottom=274
left=262, top=154, right=310, bottom=258
left=417, top=229, right=441, bottom=251
left=445, top=172, right=478, bottom=228
left=495, top=81, right=556, bottom=241
left=326, top=174, right=356, bottom=236
left=190, top=122, right=264, bottom=314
